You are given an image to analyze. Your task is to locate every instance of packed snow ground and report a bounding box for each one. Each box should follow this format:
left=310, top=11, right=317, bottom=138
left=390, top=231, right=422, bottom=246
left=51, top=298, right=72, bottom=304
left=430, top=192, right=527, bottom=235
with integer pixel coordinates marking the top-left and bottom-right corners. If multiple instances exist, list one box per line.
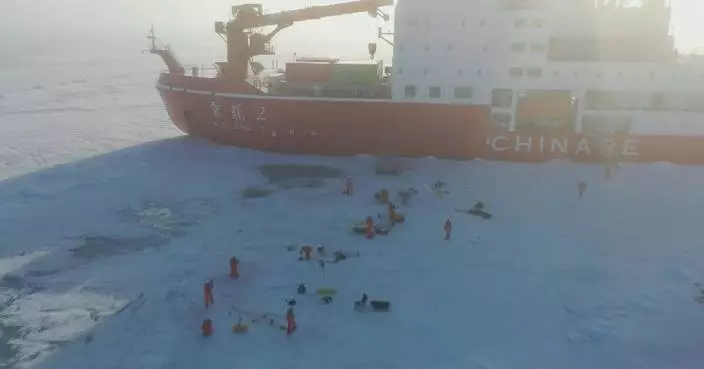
left=1, top=138, right=704, bottom=368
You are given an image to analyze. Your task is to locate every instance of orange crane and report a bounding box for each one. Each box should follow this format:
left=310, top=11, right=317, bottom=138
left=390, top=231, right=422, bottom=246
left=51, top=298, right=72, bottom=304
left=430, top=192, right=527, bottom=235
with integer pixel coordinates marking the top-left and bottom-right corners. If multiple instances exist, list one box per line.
left=214, top=0, right=393, bottom=81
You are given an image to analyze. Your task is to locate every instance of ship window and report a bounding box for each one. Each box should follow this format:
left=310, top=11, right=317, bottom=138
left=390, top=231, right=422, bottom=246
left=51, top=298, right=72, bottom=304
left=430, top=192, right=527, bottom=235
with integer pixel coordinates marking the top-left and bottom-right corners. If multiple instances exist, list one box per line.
left=514, top=18, right=528, bottom=27
left=457, top=69, right=463, bottom=76
left=423, top=68, right=429, bottom=75
left=595, top=71, right=602, bottom=78
left=492, top=89, right=513, bottom=108
left=574, top=70, right=580, bottom=77
left=429, top=86, right=442, bottom=98
left=405, top=85, right=417, bottom=98
left=483, top=45, right=490, bottom=51
left=530, top=43, right=545, bottom=53
left=397, top=43, right=405, bottom=51
left=553, top=70, right=560, bottom=77
left=477, top=69, right=483, bottom=76
left=617, top=71, right=623, bottom=78
left=408, top=19, right=419, bottom=27
left=527, top=68, right=542, bottom=77
left=423, top=20, right=430, bottom=27
left=454, top=86, right=473, bottom=99
left=447, top=44, right=454, bottom=51
left=480, top=20, right=485, bottom=26
left=533, top=19, right=544, bottom=27
left=491, top=112, right=511, bottom=129
left=461, top=20, right=466, bottom=27
left=397, top=67, right=403, bottom=74
left=424, top=45, right=430, bottom=51
left=649, top=71, right=655, bottom=80
left=511, top=42, right=526, bottom=52
left=509, top=67, right=524, bottom=77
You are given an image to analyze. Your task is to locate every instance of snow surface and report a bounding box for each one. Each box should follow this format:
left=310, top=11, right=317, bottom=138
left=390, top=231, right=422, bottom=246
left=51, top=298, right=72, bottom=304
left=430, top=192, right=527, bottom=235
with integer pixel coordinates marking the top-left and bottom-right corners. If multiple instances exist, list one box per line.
left=2, top=31, right=704, bottom=369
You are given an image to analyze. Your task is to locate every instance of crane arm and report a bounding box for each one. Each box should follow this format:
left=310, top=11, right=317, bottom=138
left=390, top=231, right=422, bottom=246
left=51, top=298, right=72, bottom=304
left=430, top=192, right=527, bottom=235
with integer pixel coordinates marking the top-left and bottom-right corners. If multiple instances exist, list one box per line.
left=231, top=0, right=393, bottom=29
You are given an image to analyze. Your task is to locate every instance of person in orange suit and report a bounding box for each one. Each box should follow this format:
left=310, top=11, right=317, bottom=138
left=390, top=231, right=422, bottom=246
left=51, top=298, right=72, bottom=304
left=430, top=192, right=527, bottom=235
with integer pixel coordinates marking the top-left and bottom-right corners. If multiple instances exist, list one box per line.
left=388, top=202, right=397, bottom=226
left=286, top=307, right=297, bottom=336
left=444, top=217, right=452, bottom=240
left=300, top=245, right=313, bottom=261
left=201, top=318, right=213, bottom=337
left=365, top=216, right=375, bottom=239
left=230, top=256, right=239, bottom=278
left=204, top=280, right=214, bottom=309
left=343, top=176, right=353, bottom=196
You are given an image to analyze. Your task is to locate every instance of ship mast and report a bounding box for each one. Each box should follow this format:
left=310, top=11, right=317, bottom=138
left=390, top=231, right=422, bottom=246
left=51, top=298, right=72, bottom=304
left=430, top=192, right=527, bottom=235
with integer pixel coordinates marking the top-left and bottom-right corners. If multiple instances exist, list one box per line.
left=214, top=0, right=392, bottom=81
left=147, top=25, right=185, bottom=75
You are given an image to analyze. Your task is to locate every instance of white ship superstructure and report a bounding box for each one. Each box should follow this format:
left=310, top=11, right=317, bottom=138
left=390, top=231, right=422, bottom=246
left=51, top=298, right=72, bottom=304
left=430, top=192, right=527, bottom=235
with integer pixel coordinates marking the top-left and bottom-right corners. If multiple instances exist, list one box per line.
left=391, top=0, right=704, bottom=136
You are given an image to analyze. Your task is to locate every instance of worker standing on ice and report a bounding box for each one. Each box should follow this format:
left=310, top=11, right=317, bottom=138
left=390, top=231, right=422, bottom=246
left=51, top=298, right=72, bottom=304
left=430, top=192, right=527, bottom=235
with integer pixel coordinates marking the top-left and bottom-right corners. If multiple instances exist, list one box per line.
left=343, top=176, right=353, bottom=196
left=286, top=307, right=297, bottom=335
left=578, top=182, right=586, bottom=198
left=230, top=256, right=240, bottom=278
left=204, top=280, right=214, bottom=308
left=444, top=217, right=452, bottom=240
left=388, top=202, right=397, bottom=226
left=365, top=216, right=375, bottom=239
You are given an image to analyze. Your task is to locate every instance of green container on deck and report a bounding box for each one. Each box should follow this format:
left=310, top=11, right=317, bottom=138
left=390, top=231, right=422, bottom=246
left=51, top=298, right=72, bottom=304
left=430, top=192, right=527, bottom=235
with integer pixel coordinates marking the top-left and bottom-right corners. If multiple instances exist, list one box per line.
left=330, top=61, right=382, bottom=85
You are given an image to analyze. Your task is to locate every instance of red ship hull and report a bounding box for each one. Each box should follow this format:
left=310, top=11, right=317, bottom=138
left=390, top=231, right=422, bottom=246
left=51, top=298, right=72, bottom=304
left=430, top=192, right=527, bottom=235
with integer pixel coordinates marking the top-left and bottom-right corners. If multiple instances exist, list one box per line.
left=157, top=74, right=704, bottom=165
left=157, top=74, right=489, bottom=159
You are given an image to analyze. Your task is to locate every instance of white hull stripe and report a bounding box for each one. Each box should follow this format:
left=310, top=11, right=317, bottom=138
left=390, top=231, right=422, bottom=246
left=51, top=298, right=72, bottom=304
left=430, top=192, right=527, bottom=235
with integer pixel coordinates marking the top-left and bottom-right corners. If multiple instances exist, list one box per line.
left=155, top=83, right=469, bottom=105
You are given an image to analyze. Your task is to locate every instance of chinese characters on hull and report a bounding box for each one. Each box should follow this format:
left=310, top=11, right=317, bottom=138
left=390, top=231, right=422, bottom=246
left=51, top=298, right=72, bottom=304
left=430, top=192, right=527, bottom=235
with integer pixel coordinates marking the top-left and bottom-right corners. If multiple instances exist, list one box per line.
left=209, top=99, right=318, bottom=137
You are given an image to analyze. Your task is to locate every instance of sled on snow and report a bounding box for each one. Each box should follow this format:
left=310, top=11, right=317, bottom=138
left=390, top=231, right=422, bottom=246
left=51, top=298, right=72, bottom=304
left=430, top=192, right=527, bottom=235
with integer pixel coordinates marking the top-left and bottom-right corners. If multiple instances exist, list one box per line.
left=455, top=207, right=493, bottom=220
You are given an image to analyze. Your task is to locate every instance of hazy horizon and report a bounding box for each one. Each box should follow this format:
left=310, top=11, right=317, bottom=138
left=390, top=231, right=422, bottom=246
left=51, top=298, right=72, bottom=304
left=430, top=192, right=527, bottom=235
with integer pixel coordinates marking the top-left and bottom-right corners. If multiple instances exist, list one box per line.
left=1, top=0, right=702, bottom=68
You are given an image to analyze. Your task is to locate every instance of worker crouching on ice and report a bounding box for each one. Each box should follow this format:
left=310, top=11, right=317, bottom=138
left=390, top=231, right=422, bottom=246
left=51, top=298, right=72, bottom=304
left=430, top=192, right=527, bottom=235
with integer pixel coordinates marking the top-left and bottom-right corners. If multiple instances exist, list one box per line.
left=388, top=202, right=397, bottom=226
left=300, top=245, right=313, bottom=261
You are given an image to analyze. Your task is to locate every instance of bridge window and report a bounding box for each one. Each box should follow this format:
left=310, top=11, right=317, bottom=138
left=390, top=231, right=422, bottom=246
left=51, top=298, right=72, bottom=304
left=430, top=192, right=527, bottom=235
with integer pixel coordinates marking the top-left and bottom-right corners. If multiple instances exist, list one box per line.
left=454, top=86, right=473, bottom=99
left=405, top=86, right=417, bottom=98
left=429, top=86, right=442, bottom=98
left=509, top=67, right=524, bottom=77
left=514, top=18, right=528, bottom=27
left=527, top=68, right=542, bottom=77
left=492, top=89, right=513, bottom=108
left=511, top=42, right=526, bottom=52
left=491, top=112, right=511, bottom=129
left=530, top=43, right=545, bottom=53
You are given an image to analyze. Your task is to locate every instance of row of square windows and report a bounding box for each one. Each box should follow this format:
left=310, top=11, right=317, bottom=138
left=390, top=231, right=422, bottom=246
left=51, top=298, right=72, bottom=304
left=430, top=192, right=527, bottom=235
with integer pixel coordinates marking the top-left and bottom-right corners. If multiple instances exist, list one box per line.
left=406, top=17, right=544, bottom=28
left=404, top=86, right=473, bottom=99
left=397, top=42, right=545, bottom=53
left=396, top=67, right=704, bottom=80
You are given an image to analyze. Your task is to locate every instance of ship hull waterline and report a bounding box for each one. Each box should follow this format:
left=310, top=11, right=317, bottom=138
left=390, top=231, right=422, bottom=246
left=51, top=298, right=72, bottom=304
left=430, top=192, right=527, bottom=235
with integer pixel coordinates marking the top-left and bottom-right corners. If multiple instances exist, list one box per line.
left=157, top=75, right=704, bottom=166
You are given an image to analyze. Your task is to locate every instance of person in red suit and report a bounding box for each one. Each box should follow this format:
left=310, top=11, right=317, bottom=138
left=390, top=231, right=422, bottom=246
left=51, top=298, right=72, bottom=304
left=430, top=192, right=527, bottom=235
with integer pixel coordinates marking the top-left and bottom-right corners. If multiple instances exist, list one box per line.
left=365, top=216, right=375, bottom=239
left=286, top=307, right=297, bottom=335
